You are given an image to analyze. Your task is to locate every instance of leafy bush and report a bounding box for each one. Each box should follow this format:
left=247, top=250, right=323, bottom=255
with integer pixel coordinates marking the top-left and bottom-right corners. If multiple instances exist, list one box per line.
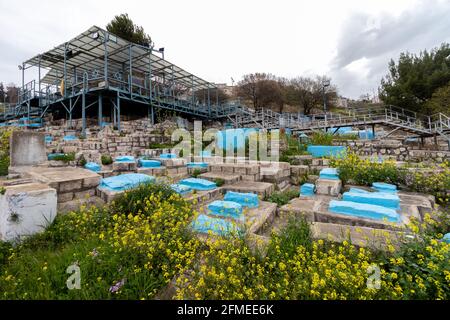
left=330, top=151, right=400, bottom=185
left=101, top=155, right=113, bottom=165
left=78, top=154, right=87, bottom=167
left=50, top=152, right=76, bottom=163
left=191, top=169, right=202, bottom=178
left=214, top=178, right=225, bottom=187
left=0, top=182, right=198, bottom=299
left=265, top=189, right=299, bottom=206
left=0, top=129, right=12, bottom=176
left=310, top=131, right=334, bottom=146
left=148, top=142, right=175, bottom=149
left=330, top=151, right=450, bottom=204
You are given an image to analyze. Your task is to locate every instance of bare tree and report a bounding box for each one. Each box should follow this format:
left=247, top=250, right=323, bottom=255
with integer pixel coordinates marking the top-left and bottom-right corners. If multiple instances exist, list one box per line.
left=236, top=73, right=285, bottom=111
left=285, top=76, right=337, bottom=115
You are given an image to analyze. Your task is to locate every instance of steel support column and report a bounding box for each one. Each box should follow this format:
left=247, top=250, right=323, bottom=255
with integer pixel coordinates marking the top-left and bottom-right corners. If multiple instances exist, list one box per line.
left=149, top=49, right=154, bottom=125
left=98, top=93, right=103, bottom=127
left=63, top=43, right=67, bottom=98
left=69, top=98, right=73, bottom=128
left=129, top=45, right=133, bottom=95
left=103, top=31, right=109, bottom=86
left=82, top=92, right=86, bottom=136
left=38, top=56, right=41, bottom=107
left=207, top=85, right=211, bottom=117
left=116, top=92, right=121, bottom=132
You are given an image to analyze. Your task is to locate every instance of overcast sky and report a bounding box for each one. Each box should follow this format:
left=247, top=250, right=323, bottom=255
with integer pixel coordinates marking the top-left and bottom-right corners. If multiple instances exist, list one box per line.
left=1, top=0, right=450, bottom=98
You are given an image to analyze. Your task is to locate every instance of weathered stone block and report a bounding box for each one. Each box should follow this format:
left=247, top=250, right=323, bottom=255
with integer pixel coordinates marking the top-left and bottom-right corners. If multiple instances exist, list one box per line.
left=0, top=183, right=57, bottom=242
left=315, top=179, right=342, bottom=196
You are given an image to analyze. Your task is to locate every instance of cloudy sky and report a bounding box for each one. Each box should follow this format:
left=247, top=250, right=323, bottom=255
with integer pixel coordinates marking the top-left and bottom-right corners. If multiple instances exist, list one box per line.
left=1, top=0, right=449, bottom=98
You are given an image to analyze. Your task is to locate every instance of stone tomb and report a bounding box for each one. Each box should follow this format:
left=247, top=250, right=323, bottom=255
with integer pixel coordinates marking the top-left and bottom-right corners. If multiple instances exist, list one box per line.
left=0, top=183, right=57, bottom=242
left=276, top=190, right=432, bottom=235
left=20, top=167, right=102, bottom=208
left=9, top=131, right=47, bottom=168
left=223, top=181, right=275, bottom=199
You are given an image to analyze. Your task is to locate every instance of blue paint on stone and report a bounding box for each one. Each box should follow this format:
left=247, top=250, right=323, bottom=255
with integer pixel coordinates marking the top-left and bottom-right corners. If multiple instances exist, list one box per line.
left=329, top=200, right=401, bottom=223
left=99, top=173, right=155, bottom=192
left=319, top=168, right=340, bottom=180
left=178, top=178, right=217, bottom=191
left=139, top=159, right=161, bottom=168
left=307, top=145, right=346, bottom=158
left=85, top=162, right=101, bottom=172
left=300, top=183, right=315, bottom=197
left=191, top=214, right=241, bottom=236
left=224, top=191, right=259, bottom=208
left=170, top=184, right=192, bottom=195
left=208, top=200, right=243, bottom=219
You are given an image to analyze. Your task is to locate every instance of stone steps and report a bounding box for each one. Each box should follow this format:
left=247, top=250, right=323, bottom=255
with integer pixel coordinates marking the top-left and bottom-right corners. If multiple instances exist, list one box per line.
left=223, top=181, right=275, bottom=199
left=198, top=172, right=241, bottom=185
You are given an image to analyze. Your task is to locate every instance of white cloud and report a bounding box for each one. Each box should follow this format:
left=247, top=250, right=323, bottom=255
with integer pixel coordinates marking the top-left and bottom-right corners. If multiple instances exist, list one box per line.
left=0, top=0, right=449, bottom=99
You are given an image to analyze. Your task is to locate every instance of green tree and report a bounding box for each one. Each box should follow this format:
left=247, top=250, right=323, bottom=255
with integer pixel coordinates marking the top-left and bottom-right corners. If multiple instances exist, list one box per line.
left=379, top=43, right=450, bottom=113
left=425, top=83, right=450, bottom=114
left=106, top=14, right=152, bottom=47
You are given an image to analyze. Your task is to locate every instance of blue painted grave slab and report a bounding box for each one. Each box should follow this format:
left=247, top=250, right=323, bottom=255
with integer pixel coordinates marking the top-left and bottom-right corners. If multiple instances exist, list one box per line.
left=179, top=178, right=217, bottom=191
left=170, top=184, right=192, bottom=195
left=443, top=233, right=450, bottom=244
left=343, top=191, right=400, bottom=209
left=63, top=135, right=78, bottom=141
left=115, top=155, right=135, bottom=163
left=191, top=214, right=241, bottom=236
left=160, top=153, right=177, bottom=159
left=319, top=168, right=340, bottom=180
left=300, top=183, right=315, bottom=197
left=85, top=162, right=101, bottom=173
left=139, top=159, right=161, bottom=168
left=224, top=191, right=259, bottom=208
left=307, top=145, right=346, bottom=158
left=329, top=200, right=401, bottom=223
left=372, top=182, right=397, bottom=193
left=187, top=162, right=208, bottom=168
left=99, top=173, right=155, bottom=192
left=208, top=200, right=243, bottom=219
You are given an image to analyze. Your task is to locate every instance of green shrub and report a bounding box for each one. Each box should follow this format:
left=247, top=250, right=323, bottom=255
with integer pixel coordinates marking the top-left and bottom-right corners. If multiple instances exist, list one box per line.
left=101, top=155, right=113, bottom=165
left=214, top=178, right=225, bottom=187
left=265, top=189, right=299, bottom=206
left=111, top=182, right=179, bottom=215
left=310, top=131, right=334, bottom=146
left=148, top=142, right=174, bottom=149
left=0, top=129, right=12, bottom=176
left=329, top=151, right=400, bottom=185
left=51, top=152, right=76, bottom=163
left=78, top=155, right=87, bottom=167
left=191, top=169, right=202, bottom=178
left=267, top=216, right=312, bottom=257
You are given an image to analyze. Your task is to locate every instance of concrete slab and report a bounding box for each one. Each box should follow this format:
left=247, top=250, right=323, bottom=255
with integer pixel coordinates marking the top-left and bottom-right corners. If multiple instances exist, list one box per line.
left=311, top=222, right=405, bottom=250
left=315, top=178, right=342, bottom=196
left=0, top=183, right=57, bottom=242
left=137, top=167, right=167, bottom=177
left=199, top=172, right=241, bottom=184
left=22, top=167, right=101, bottom=194
left=9, top=131, right=47, bottom=167
left=245, top=201, right=278, bottom=235
left=224, top=181, right=275, bottom=198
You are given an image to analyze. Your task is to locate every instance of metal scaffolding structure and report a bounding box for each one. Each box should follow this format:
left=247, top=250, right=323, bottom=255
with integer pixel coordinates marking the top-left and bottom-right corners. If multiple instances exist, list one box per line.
left=3, top=26, right=236, bottom=134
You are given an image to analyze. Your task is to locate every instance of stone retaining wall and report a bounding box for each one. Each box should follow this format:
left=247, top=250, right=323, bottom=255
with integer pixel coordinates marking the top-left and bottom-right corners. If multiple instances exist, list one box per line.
left=334, top=139, right=450, bottom=163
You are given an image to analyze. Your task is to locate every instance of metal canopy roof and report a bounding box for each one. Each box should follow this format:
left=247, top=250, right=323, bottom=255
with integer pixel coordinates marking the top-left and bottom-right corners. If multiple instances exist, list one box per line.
left=25, top=26, right=214, bottom=90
